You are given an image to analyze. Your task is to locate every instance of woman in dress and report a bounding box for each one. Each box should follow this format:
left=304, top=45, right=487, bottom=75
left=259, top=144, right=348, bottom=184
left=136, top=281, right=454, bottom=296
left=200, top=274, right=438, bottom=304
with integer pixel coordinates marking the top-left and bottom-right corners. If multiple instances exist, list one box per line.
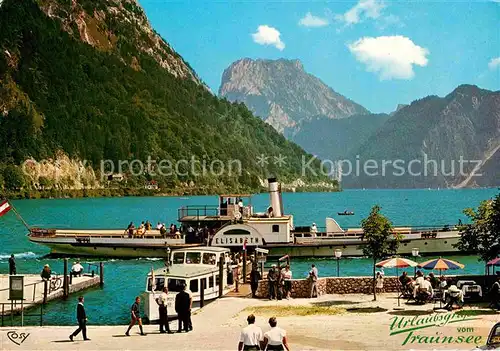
left=376, top=272, right=384, bottom=293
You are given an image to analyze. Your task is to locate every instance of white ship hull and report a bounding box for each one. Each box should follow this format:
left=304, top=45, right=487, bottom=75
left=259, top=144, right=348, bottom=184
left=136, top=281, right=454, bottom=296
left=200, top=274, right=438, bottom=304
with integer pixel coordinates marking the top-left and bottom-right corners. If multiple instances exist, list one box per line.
left=28, top=229, right=198, bottom=258
left=267, top=231, right=463, bottom=258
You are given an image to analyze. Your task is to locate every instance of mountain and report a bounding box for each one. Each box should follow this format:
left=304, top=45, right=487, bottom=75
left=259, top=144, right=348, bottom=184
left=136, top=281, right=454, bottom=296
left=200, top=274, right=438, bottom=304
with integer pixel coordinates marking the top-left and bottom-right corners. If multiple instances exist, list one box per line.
left=293, top=113, right=390, bottom=161
left=0, top=0, right=336, bottom=196
left=219, top=58, right=369, bottom=135
left=342, top=85, right=500, bottom=188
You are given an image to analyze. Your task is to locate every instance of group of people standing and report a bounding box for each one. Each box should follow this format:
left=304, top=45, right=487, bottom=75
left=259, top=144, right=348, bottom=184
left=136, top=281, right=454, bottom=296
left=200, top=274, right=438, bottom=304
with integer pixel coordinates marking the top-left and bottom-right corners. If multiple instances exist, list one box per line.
left=69, top=283, right=194, bottom=341
left=238, top=314, right=290, bottom=351
left=266, top=264, right=293, bottom=300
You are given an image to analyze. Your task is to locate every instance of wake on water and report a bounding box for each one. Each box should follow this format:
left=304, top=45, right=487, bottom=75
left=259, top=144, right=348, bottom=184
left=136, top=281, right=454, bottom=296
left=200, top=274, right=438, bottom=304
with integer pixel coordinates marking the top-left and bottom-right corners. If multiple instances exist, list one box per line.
left=0, top=251, right=39, bottom=261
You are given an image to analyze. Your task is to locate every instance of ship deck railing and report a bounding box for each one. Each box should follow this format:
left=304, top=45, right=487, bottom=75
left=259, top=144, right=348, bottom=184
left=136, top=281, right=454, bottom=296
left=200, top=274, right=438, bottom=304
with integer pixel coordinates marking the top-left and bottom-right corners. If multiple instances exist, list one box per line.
left=293, top=224, right=460, bottom=239
left=28, top=228, right=184, bottom=240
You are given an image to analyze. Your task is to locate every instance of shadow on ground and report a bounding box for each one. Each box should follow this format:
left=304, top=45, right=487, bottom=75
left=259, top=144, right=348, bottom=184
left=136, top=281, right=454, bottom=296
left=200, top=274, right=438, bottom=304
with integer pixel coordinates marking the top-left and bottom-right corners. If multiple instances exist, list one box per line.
left=388, top=310, right=433, bottom=316
left=312, top=300, right=361, bottom=307
left=346, top=307, right=388, bottom=313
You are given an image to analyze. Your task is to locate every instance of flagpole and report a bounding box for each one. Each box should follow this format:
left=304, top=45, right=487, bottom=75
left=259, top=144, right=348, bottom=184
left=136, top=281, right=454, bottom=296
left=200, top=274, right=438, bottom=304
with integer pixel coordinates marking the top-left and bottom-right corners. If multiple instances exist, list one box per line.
left=7, top=200, right=31, bottom=231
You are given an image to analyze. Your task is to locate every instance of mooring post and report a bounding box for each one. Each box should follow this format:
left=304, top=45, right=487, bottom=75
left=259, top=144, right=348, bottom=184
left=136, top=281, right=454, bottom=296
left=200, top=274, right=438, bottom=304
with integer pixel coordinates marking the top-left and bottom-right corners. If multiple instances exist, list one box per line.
left=242, top=250, right=247, bottom=284
left=21, top=300, right=24, bottom=327
left=200, top=279, right=205, bottom=308
left=63, top=258, right=68, bottom=298
left=100, top=262, right=104, bottom=286
left=218, top=256, right=224, bottom=297
left=43, top=280, right=48, bottom=304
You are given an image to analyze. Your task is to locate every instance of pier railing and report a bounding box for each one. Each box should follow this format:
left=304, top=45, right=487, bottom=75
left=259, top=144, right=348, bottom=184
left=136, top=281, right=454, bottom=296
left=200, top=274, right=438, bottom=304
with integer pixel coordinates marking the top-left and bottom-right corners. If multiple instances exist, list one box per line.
left=178, top=205, right=219, bottom=221
left=0, top=302, right=44, bottom=327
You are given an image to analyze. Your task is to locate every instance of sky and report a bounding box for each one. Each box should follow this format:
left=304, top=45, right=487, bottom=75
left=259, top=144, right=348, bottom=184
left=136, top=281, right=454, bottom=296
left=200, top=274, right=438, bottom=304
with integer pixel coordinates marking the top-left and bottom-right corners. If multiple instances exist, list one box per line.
left=139, top=0, right=500, bottom=113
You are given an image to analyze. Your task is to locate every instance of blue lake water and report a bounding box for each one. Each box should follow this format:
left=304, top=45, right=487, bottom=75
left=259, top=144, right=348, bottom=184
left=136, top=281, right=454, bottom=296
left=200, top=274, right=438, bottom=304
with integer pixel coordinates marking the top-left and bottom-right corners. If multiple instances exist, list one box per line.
left=0, top=188, right=497, bottom=325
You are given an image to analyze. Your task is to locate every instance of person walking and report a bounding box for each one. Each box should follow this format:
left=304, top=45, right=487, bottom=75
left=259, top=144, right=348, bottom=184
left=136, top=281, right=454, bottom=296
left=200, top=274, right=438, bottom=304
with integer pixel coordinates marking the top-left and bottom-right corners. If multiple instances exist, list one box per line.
left=250, top=265, right=261, bottom=298
left=8, top=254, right=16, bottom=275
left=309, top=264, right=319, bottom=298
left=156, top=287, right=173, bottom=334
left=125, top=296, right=145, bottom=336
left=69, top=296, right=90, bottom=341
left=238, top=314, right=263, bottom=351
left=175, top=284, right=191, bottom=333
left=262, top=317, right=290, bottom=351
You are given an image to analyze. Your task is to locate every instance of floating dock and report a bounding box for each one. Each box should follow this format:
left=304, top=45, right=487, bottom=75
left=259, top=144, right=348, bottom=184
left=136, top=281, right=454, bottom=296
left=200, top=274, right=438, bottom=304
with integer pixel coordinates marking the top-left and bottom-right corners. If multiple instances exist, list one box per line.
left=0, top=274, right=100, bottom=316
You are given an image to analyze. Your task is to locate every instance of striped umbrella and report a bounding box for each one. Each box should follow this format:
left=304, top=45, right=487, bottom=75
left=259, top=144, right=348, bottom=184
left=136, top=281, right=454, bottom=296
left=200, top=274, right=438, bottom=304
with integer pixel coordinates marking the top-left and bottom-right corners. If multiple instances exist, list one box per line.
left=376, top=257, right=418, bottom=268
left=417, top=258, right=465, bottom=271
left=376, top=257, right=418, bottom=307
left=486, top=257, right=500, bottom=266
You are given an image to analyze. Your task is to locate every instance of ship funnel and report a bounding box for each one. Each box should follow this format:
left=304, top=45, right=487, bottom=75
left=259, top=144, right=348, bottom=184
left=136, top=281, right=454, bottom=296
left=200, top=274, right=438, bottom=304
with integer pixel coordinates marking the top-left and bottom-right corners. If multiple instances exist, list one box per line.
left=268, top=177, right=282, bottom=217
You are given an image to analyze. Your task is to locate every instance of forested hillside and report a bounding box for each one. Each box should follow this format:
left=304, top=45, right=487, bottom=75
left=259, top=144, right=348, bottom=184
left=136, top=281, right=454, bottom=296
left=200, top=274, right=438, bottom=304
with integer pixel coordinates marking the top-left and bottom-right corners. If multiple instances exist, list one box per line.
left=0, top=0, right=336, bottom=197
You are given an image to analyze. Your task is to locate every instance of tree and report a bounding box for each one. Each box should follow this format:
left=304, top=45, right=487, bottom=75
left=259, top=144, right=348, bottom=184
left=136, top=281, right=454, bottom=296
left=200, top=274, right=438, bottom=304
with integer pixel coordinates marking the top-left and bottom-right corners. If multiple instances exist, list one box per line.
left=456, top=193, right=500, bottom=263
left=361, top=205, right=398, bottom=301
left=2, top=165, right=26, bottom=190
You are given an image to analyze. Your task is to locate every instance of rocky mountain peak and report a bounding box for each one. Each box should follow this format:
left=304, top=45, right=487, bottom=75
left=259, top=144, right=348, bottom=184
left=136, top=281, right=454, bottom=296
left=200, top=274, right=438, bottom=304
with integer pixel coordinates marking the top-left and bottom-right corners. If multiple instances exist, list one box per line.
left=219, top=58, right=369, bottom=134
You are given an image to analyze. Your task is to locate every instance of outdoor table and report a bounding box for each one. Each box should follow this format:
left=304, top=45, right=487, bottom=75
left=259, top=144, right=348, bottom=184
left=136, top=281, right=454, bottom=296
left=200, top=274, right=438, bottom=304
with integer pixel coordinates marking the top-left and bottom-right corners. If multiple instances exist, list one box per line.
left=457, top=280, right=476, bottom=288
left=442, top=289, right=464, bottom=303
left=462, top=284, right=482, bottom=297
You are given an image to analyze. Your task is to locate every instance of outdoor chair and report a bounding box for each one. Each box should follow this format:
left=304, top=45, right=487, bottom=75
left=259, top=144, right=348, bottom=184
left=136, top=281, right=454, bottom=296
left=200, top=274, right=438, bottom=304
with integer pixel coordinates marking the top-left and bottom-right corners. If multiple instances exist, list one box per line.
left=415, top=288, right=432, bottom=304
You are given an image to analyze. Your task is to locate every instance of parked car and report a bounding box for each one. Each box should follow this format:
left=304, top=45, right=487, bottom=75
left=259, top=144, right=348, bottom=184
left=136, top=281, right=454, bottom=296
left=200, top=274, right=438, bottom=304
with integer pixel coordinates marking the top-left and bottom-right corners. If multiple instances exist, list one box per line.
left=475, top=322, right=500, bottom=350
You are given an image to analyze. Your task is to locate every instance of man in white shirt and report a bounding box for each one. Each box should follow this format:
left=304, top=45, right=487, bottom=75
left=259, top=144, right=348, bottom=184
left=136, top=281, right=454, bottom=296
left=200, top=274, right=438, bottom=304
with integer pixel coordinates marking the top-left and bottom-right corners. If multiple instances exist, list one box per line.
left=263, top=317, right=290, bottom=351
left=238, top=314, right=262, bottom=351
left=156, top=287, right=173, bottom=334
left=282, top=266, right=292, bottom=299
left=71, top=261, right=84, bottom=277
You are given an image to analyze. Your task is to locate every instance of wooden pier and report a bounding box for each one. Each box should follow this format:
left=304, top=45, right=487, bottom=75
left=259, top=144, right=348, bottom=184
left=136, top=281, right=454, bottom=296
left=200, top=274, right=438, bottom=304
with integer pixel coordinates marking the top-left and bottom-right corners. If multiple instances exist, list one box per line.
left=0, top=273, right=100, bottom=318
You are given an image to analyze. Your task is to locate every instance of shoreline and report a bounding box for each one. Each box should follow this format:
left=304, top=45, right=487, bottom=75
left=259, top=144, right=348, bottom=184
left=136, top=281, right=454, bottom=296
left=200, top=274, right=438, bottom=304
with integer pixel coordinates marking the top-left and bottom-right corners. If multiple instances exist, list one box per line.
left=5, top=187, right=340, bottom=200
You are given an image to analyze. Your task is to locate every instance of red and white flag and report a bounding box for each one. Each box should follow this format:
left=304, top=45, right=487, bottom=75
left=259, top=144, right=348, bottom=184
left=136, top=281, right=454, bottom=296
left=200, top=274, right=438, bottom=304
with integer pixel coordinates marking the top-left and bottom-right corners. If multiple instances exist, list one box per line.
left=0, top=200, right=11, bottom=217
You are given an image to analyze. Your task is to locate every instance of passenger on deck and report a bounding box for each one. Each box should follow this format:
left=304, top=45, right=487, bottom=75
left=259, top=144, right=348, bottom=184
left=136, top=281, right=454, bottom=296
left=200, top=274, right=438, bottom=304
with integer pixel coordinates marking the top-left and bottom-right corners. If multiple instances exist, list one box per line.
left=137, top=222, right=146, bottom=237
left=170, top=223, right=175, bottom=235
left=238, top=198, right=244, bottom=214
left=220, top=199, right=228, bottom=216
left=41, top=264, right=51, bottom=280
left=310, top=223, right=318, bottom=237
left=267, top=207, right=274, bottom=218
left=160, top=224, right=167, bottom=237
left=145, top=221, right=152, bottom=231
left=156, top=222, right=162, bottom=230
left=127, top=222, right=135, bottom=238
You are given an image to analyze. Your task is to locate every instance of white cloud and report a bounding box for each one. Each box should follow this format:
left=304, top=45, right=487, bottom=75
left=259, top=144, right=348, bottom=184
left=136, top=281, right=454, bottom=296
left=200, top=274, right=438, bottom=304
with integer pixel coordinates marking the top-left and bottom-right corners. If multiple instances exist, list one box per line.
left=299, top=12, right=329, bottom=27
left=488, top=57, right=500, bottom=70
left=251, top=25, right=285, bottom=51
left=348, top=35, right=429, bottom=80
left=336, top=0, right=385, bottom=26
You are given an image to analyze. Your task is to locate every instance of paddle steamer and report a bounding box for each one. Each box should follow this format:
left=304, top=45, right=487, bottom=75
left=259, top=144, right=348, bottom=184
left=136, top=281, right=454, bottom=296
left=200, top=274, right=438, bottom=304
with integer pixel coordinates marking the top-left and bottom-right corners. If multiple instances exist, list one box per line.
left=28, top=177, right=464, bottom=258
